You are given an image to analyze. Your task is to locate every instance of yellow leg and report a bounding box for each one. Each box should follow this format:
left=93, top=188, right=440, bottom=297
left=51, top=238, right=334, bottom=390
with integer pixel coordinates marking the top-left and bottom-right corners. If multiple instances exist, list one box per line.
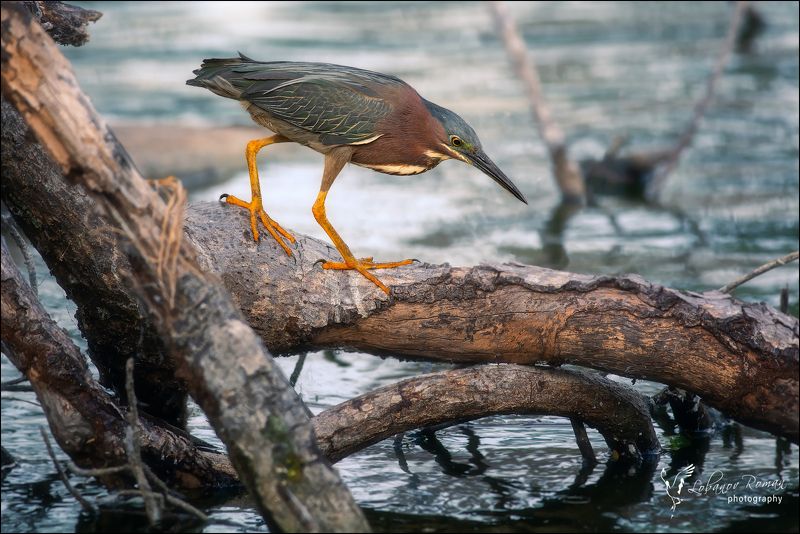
left=312, top=190, right=413, bottom=294
left=221, top=135, right=295, bottom=255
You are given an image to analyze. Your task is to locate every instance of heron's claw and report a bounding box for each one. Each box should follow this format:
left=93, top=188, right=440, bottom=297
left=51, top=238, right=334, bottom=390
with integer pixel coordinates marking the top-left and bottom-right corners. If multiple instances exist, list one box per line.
left=221, top=194, right=295, bottom=256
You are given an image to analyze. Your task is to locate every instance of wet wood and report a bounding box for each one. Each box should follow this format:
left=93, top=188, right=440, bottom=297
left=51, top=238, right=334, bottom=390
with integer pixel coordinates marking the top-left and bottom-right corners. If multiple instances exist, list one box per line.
left=185, top=201, right=799, bottom=443
left=3, top=241, right=660, bottom=479
left=1, top=240, right=239, bottom=490
left=314, top=365, right=659, bottom=463
left=1, top=4, right=368, bottom=531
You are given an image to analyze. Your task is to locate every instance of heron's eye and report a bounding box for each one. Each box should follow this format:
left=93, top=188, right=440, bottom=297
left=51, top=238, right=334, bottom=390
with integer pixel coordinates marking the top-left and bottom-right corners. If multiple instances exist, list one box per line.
left=450, top=136, right=463, bottom=147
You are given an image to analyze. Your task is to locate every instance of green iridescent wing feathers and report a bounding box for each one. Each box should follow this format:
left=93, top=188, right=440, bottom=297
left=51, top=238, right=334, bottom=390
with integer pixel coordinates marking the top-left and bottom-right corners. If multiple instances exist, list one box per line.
left=188, top=54, right=401, bottom=145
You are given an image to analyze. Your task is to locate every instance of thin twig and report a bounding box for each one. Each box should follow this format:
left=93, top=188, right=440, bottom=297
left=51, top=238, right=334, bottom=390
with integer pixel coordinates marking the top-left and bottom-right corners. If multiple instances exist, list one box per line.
left=163, top=493, right=208, bottom=522
left=0, top=376, right=33, bottom=391
left=0, top=384, right=34, bottom=392
left=1, top=395, right=41, bottom=407
left=66, top=462, right=129, bottom=478
left=1, top=376, right=32, bottom=392
left=119, top=489, right=216, bottom=525
left=142, top=464, right=172, bottom=495
left=117, top=489, right=164, bottom=508
left=142, top=462, right=210, bottom=522
left=2, top=216, right=38, bottom=297
left=648, top=1, right=747, bottom=199
left=124, top=358, right=162, bottom=525
left=40, top=427, right=97, bottom=513
left=719, top=251, right=799, bottom=293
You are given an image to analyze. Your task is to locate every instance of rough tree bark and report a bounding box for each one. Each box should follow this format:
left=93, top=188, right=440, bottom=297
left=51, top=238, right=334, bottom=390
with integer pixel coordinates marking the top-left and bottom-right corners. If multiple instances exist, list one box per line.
left=1, top=240, right=239, bottom=489
left=1, top=3, right=368, bottom=531
left=1, top=9, right=186, bottom=427
left=3, top=239, right=660, bottom=475
left=184, top=202, right=799, bottom=443
left=22, top=0, right=101, bottom=46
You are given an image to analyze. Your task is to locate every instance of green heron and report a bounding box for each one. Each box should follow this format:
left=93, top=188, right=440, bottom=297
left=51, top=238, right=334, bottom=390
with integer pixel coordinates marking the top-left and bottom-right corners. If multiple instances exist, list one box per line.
left=187, top=54, right=527, bottom=294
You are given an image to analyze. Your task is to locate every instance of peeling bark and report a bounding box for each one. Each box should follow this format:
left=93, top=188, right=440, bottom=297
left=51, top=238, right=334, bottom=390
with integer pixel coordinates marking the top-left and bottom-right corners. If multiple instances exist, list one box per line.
left=185, top=202, right=799, bottom=443
left=22, top=0, right=101, bottom=46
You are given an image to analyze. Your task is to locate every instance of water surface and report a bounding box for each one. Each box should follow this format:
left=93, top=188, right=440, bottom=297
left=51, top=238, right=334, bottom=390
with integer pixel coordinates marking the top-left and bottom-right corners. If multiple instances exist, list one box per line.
left=2, top=1, right=798, bottom=532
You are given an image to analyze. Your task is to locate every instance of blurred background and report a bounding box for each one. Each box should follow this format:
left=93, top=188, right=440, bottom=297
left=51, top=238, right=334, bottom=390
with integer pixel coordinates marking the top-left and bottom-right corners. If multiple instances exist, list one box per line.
left=2, top=1, right=798, bottom=532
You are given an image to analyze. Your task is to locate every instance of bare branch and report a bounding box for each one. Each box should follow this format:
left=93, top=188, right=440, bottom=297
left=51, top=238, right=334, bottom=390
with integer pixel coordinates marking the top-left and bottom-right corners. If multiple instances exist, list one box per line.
left=124, top=358, right=161, bottom=525
left=41, top=427, right=97, bottom=514
left=488, top=1, right=585, bottom=202
left=182, top=202, right=799, bottom=443
left=719, top=251, right=799, bottom=293
left=570, top=419, right=597, bottom=464
left=648, top=1, right=747, bottom=199
left=313, top=365, right=659, bottom=463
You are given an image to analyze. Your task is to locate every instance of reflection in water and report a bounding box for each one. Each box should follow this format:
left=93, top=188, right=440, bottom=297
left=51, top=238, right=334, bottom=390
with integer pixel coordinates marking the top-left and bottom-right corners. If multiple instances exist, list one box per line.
left=2, top=1, right=798, bottom=532
left=406, top=426, right=492, bottom=478
left=396, top=423, right=659, bottom=532
left=366, top=452, right=658, bottom=533
left=775, top=437, right=793, bottom=477
left=722, top=423, right=745, bottom=462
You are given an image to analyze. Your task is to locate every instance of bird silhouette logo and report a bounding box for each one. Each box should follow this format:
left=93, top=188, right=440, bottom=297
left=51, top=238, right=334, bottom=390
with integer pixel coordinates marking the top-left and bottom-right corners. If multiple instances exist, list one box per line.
left=661, top=464, right=695, bottom=514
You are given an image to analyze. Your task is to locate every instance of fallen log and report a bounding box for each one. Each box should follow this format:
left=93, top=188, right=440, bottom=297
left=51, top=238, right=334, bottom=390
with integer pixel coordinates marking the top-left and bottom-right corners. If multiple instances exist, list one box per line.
left=185, top=202, right=799, bottom=443
left=1, top=3, right=368, bottom=531
left=5, top=239, right=658, bottom=481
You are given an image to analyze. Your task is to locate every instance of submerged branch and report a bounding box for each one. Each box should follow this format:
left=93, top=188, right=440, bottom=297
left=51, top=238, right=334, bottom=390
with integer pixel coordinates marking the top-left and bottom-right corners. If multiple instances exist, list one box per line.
left=313, top=365, right=660, bottom=463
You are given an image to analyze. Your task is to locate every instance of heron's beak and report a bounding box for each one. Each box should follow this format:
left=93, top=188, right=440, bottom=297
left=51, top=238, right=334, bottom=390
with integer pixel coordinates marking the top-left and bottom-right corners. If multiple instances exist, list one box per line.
left=466, top=150, right=528, bottom=204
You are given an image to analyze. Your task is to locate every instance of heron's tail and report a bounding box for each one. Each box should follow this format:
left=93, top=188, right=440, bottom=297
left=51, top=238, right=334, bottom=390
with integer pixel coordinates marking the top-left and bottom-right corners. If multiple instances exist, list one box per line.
left=186, top=52, right=259, bottom=100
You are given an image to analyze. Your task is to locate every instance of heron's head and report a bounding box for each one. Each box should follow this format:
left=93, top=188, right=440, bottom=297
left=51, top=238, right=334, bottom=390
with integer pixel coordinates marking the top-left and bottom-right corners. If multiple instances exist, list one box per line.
left=424, top=99, right=527, bottom=204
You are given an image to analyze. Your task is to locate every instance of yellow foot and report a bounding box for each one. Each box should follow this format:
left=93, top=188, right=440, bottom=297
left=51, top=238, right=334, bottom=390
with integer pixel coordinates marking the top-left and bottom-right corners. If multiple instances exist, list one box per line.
left=321, top=258, right=415, bottom=294
left=220, top=194, right=295, bottom=256
left=321, top=257, right=415, bottom=270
